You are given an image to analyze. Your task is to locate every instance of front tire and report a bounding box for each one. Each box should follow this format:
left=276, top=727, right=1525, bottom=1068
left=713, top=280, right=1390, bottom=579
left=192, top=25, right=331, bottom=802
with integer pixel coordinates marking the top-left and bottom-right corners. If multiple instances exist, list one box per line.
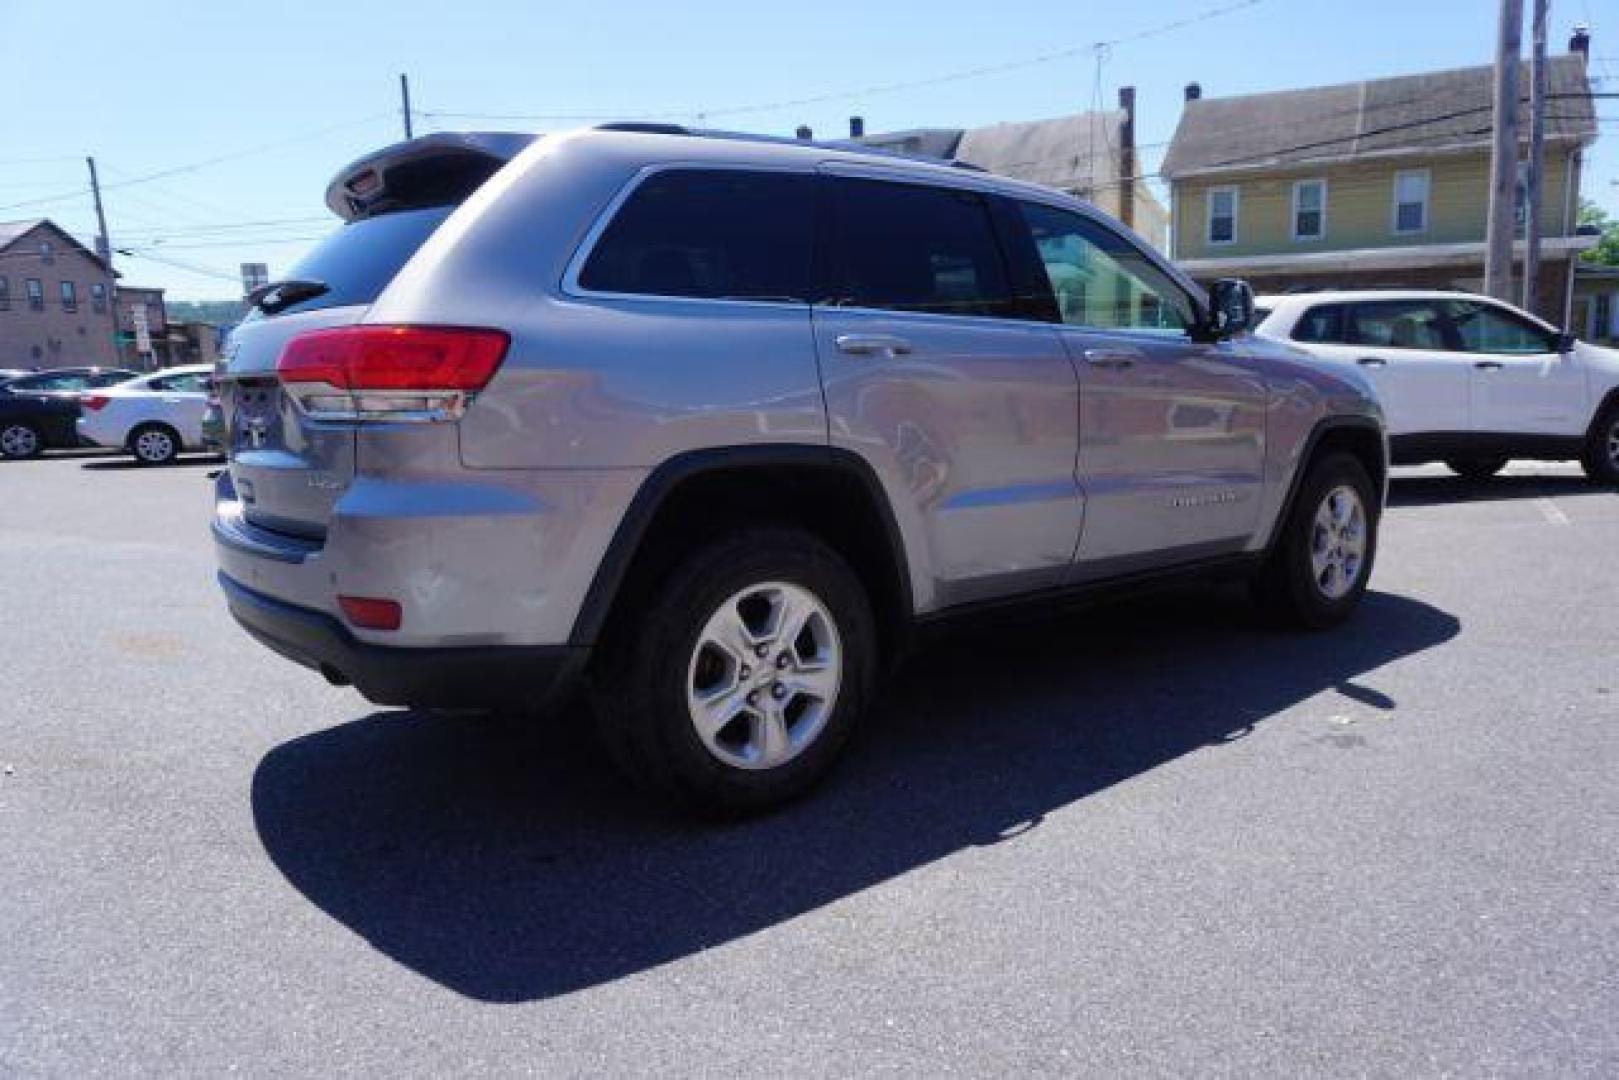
left=1582, top=403, right=1619, bottom=486
left=1253, top=453, right=1379, bottom=629
left=0, top=422, right=43, bottom=460
left=1446, top=456, right=1508, bottom=481
left=592, top=527, right=877, bottom=815
left=129, top=423, right=180, bottom=466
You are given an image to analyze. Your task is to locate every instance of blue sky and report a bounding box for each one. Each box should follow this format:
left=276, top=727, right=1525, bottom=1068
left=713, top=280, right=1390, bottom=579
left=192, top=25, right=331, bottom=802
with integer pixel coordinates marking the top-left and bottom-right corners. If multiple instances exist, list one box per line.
left=2, top=0, right=1614, bottom=299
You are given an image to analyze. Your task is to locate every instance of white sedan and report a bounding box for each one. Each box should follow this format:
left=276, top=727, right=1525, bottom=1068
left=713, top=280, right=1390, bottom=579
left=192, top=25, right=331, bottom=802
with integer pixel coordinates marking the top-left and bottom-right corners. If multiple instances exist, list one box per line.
left=77, top=365, right=214, bottom=465
left=1254, top=290, right=1619, bottom=483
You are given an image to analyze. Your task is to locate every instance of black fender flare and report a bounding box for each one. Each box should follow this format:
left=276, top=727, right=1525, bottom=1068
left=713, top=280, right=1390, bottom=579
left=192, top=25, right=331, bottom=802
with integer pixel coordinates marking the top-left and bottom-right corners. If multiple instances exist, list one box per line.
left=568, top=444, right=913, bottom=647
left=1262, top=414, right=1387, bottom=554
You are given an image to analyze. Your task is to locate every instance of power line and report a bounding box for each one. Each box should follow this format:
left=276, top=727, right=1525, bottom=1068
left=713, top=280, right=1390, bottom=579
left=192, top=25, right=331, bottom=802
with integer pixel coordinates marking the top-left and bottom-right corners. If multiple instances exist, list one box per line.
left=423, top=0, right=1269, bottom=124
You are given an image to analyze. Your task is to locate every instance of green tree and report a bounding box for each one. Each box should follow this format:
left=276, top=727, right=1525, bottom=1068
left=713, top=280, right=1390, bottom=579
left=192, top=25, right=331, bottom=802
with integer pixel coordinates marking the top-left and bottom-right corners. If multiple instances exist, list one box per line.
left=1580, top=200, right=1619, bottom=267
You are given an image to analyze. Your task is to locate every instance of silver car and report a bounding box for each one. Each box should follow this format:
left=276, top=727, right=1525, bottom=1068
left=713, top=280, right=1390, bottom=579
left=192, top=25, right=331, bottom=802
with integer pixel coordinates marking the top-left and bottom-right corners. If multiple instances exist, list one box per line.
left=214, top=126, right=1386, bottom=812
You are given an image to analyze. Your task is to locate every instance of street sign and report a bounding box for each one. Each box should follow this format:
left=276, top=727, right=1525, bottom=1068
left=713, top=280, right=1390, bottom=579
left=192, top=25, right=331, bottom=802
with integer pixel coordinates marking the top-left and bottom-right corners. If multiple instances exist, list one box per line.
left=241, top=262, right=269, bottom=295
left=131, top=305, right=152, bottom=355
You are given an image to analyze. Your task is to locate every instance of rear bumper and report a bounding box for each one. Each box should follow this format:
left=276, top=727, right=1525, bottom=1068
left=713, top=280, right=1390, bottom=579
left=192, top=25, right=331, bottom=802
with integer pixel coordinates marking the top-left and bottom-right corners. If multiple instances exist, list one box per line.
left=219, top=572, right=586, bottom=710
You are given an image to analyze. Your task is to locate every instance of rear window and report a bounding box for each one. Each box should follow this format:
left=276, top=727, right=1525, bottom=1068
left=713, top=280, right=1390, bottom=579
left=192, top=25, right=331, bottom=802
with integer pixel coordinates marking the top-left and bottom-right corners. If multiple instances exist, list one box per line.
left=824, top=177, right=1013, bottom=318
left=578, top=169, right=813, bottom=301
left=1292, top=303, right=1347, bottom=344
left=261, top=205, right=455, bottom=317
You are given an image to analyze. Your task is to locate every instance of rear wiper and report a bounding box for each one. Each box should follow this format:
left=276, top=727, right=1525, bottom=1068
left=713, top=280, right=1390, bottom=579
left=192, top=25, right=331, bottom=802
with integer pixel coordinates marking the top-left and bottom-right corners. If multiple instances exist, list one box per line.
left=247, top=278, right=330, bottom=314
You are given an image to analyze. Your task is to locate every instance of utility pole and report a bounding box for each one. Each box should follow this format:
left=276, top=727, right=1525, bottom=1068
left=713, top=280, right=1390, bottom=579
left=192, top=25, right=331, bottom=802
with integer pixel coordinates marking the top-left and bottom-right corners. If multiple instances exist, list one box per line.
left=1522, top=0, right=1549, bottom=316
left=86, top=156, right=122, bottom=365
left=400, top=74, right=414, bottom=139
left=1484, top=0, right=1523, bottom=302
left=1117, top=86, right=1137, bottom=231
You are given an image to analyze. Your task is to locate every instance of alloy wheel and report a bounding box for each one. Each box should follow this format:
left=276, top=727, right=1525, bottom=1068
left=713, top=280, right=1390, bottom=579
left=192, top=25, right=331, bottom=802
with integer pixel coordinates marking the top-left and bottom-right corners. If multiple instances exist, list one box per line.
left=1, top=424, right=40, bottom=458
left=1308, top=484, right=1367, bottom=601
left=685, top=581, right=842, bottom=771
left=134, top=429, right=175, bottom=463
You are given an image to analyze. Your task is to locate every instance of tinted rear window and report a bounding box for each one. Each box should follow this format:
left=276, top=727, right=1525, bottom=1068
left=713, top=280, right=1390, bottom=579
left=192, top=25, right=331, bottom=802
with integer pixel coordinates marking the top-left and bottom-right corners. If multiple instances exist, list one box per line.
left=263, top=205, right=455, bottom=317
left=1292, top=303, right=1347, bottom=344
left=579, top=169, right=813, bottom=301
left=825, top=178, right=1013, bottom=318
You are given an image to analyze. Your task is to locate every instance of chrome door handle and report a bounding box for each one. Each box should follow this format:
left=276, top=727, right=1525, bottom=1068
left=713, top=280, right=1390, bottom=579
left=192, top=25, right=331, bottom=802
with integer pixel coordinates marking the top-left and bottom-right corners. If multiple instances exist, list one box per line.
left=1474, top=361, right=1504, bottom=371
left=836, top=333, right=913, bottom=357
left=1082, top=347, right=1142, bottom=370
left=1356, top=356, right=1388, bottom=367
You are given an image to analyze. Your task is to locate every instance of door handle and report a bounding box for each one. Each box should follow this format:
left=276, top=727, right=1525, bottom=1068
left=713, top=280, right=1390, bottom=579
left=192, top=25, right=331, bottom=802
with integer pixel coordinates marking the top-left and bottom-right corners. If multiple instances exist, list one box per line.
left=1082, top=347, right=1143, bottom=370
left=836, top=333, right=912, bottom=357
left=1356, top=356, right=1387, bottom=368
left=1474, top=361, right=1504, bottom=371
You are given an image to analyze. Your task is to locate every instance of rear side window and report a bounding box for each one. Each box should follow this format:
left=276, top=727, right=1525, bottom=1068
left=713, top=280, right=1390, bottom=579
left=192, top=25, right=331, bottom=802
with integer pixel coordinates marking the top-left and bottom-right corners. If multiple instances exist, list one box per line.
left=1292, top=303, right=1347, bottom=344
left=823, top=177, right=1013, bottom=318
left=578, top=169, right=813, bottom=301
left=265, top=205, right=455, bottom=317
left=1347, top=301, right=1450, bottom=350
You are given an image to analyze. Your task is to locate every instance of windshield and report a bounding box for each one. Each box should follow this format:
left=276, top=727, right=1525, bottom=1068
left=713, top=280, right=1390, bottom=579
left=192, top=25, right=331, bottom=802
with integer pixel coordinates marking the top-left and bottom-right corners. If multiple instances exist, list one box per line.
left=256, top=205, right=456, bottom=318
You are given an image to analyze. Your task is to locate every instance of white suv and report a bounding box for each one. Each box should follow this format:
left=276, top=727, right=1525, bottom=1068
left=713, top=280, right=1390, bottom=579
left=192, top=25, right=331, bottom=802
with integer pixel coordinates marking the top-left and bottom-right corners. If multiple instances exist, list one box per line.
left=1255, top=290, right=1619, bottom=483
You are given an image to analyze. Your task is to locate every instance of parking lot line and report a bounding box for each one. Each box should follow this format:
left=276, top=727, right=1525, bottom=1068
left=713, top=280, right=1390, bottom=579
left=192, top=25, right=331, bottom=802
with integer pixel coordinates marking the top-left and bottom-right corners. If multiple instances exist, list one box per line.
left=1533, top=497, right=1572, bottom=526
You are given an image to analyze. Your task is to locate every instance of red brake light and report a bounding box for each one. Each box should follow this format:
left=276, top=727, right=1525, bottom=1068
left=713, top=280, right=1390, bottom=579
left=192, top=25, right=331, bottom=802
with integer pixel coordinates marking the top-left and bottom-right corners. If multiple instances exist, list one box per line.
left=82, top=394, right=110, bottom=411
left=277, top=326, right=508, bottom=392
left=337, top=595, right=403, bottom=631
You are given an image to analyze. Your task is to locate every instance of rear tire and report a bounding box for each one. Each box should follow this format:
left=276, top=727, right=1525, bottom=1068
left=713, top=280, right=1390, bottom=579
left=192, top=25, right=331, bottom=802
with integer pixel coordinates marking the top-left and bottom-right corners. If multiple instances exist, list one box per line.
left=1252, top=453, right=1378, bottom=629
left=129, top=423, right=180, bottom=466
left=1582, top=402, right=1619, bottom=486
left=591, top=527, right=877, bottom=815
left=0, top=422, right=43, bottom=460
left=1446, top=456, right=1508, bottom=481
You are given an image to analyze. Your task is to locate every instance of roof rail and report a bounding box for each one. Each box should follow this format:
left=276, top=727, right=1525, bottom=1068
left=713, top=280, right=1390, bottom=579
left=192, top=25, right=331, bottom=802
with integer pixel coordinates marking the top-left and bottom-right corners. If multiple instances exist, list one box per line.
left=595, top=122, right=691, bottom=136
left=949, top=160, right=987, bottom=173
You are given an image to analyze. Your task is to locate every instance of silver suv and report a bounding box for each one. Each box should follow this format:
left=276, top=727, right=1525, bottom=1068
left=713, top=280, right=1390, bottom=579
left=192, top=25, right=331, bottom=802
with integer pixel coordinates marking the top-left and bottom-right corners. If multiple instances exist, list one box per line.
left=215, top=126, right=1386, bottom=812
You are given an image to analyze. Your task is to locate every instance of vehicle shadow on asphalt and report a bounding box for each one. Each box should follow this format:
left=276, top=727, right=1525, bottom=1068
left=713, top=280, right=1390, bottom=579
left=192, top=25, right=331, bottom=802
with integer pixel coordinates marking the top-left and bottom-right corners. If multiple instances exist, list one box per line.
left=251, top=587, right=1459, bottom=1003
left=1389, top=473, right=1612, bottom=508
left=80, top=456, right=223, bottom=471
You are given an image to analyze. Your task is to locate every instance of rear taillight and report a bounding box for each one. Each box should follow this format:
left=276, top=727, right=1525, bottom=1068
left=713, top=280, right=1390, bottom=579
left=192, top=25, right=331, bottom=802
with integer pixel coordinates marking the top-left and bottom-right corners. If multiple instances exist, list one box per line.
left=82, top=395, right=110, bottom=411
left=275, top=325, right=510, bottom=423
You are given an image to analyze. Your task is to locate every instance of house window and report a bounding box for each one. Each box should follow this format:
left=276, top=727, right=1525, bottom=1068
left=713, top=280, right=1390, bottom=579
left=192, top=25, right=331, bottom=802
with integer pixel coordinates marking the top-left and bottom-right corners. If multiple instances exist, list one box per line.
left=91, top=282, right=106, bottom=313
left=1206, top=186, right=1238, bottom=245
left=1292, top=179, right=1326, bottom=240
left=0, top=276, right=9, bottom=311
left=39, top=240, right=54, bottom=264
left=26, top=278, right=44, bottom=311
left=1393, top=170, right=1430, bottom=235
left=60, top=281, right=77, bottom=312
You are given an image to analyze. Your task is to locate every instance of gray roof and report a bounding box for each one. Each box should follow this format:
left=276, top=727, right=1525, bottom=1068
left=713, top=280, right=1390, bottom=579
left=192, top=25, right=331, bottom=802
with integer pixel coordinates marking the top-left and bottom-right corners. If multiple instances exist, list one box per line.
left=856, top=113, right=1126, bottom=194
left=1163, top=54, right=1597, bottom=178
left=0, top=218, right=48, bottom=251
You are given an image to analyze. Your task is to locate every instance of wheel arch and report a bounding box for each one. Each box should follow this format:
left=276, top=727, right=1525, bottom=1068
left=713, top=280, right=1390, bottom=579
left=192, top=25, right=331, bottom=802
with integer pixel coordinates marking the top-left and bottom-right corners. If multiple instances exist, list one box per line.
left=570, top=445, right=915, bottom=657
left=1263, top=415, right=1387, bottom=553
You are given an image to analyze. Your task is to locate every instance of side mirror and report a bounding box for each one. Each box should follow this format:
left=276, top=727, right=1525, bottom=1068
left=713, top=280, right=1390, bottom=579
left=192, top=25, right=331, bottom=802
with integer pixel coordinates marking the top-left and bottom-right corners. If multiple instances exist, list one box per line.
left=1553, top=332, right=1576, bottom=354
left=1205, top=278, right=1256, bottom=340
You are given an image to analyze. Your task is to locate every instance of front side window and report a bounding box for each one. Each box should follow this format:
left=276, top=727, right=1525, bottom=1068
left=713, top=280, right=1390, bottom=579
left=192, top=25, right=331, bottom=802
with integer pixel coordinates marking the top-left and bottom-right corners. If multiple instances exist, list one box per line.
left=26, top=278, right=43, bottom=311
left=822, top=177, right=1012, bottom=318
left=1017, top=201, right=1193, bottom=332
left=1442, top=300, right=1558, bottom=355
left=1292, top=179, right=1325, bottom=240
left=1393, top=170, right=1430, bottom=234
left=91, top=283, right=106, bottom=313
left=1292, top=303, right=1348, bottom=344
left=1348, top=301, right=1449, bottom=350
left=1207, top=187, right=1238, bottom=245
left=60, top=281, right=77, bottom=312
left=579, top=169, right=813, bottom=301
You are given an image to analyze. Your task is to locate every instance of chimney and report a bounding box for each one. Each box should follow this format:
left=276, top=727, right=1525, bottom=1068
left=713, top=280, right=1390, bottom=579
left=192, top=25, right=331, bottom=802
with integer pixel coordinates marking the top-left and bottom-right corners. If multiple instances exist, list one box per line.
left=1570, top=24, right=1590, bottom=62
left=849, top=116, right=865, bottom=139
left=1184, top=82, right=1203, bottom=102
left=795, top=125, right=813, bottom=141
left=1117, top=86, right=1136, bottom=230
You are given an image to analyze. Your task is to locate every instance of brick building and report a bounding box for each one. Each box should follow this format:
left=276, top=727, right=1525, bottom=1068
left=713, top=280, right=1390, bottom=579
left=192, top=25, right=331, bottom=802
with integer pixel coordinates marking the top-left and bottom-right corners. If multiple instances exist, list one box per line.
left=0, top=219, right=120, bottom=369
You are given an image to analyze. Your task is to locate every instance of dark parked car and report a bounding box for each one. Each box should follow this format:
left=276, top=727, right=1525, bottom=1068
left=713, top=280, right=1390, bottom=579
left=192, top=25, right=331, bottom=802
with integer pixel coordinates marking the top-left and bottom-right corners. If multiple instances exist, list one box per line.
left=0, top=367, right=139, bottom=457
left=0, top=394, right=81, bottom=459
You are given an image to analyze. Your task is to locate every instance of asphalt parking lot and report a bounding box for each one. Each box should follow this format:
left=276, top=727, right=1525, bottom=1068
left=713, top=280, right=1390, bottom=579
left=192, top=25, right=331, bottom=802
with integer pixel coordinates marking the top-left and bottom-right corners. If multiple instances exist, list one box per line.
left=2, top=451, right=1616, bottom=1076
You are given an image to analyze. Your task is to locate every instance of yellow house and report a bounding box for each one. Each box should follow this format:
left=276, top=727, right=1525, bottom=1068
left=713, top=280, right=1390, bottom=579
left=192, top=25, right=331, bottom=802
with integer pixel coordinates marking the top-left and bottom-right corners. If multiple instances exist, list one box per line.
left=1162, top=46, right=1599, bottom=324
